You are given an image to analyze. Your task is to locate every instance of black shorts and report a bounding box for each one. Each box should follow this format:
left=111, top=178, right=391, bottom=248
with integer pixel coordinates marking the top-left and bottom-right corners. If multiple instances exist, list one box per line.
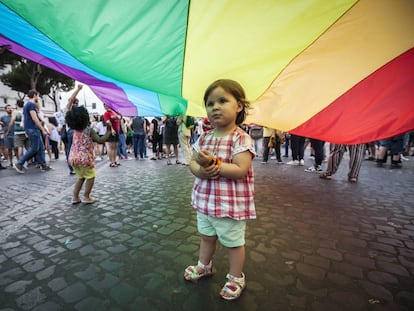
left=107, top=133, right=119, bottom=143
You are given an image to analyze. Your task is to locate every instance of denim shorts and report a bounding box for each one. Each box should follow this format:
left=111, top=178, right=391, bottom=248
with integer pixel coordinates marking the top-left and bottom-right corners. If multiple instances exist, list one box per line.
left=197, top=212, right=246, bottom=248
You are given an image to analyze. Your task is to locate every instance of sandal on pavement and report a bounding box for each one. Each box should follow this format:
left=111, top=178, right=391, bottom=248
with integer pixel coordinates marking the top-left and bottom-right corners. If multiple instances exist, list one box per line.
left=220, top=273, right=246, bottom=301
left=71, top=199, right=81, bottom=205
left=184, top=260, right=214, bottom=282
left=176, top=160, right=182, bottom=164
left=167, top=159, right=172, bottom=165
left=83, top=197, right=96, bottom=204
left=319, top=172, right=332, bottom=180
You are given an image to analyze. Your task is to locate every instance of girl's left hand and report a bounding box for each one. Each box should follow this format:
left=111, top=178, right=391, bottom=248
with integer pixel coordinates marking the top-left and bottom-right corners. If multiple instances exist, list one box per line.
left=199, top=163, right=220, bottom=179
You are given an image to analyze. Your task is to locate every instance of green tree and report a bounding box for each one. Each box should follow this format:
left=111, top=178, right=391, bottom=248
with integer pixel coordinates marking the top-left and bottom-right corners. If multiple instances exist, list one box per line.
left=0, top=50, right=75, bottom=111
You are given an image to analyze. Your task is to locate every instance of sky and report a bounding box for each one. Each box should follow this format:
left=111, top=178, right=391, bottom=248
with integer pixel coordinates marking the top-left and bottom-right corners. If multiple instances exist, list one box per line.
left=59, top=82, right=104, bottom=114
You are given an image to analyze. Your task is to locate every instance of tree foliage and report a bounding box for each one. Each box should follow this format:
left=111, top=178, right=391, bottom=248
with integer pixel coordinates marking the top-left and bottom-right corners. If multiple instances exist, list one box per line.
left=0, top=50, right=75, bottom=111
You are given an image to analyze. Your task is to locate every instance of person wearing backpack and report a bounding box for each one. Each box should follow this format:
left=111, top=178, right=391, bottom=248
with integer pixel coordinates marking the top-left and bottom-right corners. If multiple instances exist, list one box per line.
left=177, top=115, right=193, bottom=165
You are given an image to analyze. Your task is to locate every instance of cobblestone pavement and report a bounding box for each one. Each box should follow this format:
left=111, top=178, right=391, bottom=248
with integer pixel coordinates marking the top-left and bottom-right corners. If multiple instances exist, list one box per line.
left=0, top=150, right=413, bottom=311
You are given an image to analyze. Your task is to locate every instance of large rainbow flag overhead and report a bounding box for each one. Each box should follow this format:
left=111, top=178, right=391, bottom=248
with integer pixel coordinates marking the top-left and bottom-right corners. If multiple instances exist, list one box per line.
left=0, top=0, right=413, bottom=144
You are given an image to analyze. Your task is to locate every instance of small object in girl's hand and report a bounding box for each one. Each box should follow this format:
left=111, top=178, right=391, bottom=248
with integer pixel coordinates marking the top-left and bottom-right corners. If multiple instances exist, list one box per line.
left=192, top=144, right=200, bottom=153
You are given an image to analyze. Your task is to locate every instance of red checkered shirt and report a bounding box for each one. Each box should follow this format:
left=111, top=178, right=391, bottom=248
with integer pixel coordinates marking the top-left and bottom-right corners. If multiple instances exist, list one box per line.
left=191, top=127, right=256, bottom=220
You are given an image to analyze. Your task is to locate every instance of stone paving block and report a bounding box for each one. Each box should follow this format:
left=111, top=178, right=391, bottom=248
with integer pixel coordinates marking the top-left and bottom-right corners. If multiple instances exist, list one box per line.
left=304, top=255, right=330, bottom=269
left=4, top=280, right=33, bottom=295
left=100, top=259, right=123, bottom=272
left=4, top=246, right=31, bottom=258
left=11, top=251, right=36, bottom=266
left=109, top=281, right=136, bottom=305
left=359, top=280, right=394, bottom=302
left=344, top=253, right=376, bottom=269
left=296, top=262, right=326, bottom=281
left=36, top=265, right=56, bottom=281
left=74, top=264, right=100, bottom=281
left=376, top=261, right=410, bottom=278
left=74, top=297, right=108, bottom=311
left=329, top=291, right=367, bottom=311
left=367, top=271, right=399, bottom=286
left=398, top=248, right=414, bottom=259
left=48, top=277, right=68, bottom=292
left=32, top=301, right=62, bottom=311
left=296, top=279, right=328, bottom=298
left=57, top=282, right=87, bottom=304
left=15, top=286, right=47, bottom=310
left=317, top=248, right=343, bottom=261
left=87, top=273, right=120, bottom=293
left=327, top=272, right=353, bottom=286
left=395, top=291, right=414, bottom=308
left=333, top=262, right=364, bottom=279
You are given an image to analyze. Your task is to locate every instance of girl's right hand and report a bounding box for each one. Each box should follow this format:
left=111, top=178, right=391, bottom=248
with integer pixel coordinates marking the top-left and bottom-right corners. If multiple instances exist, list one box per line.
left=196, top=149, right=214, bottom=167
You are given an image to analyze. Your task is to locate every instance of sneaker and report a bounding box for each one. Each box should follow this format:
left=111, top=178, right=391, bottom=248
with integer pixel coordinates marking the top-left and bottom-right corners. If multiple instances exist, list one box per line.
left=277, top=160, right=283, bottom=164
left=95, top=156, right=102, bottom=161
left=400, top=155, right=409, bottom=161
left=15, top=163, right=24, bottom=174
left=305, top=165, right=322, bottom=173
left=260, top=161, right=267, bottom=164
left=40, top=165, right=52, bottom=172
left=286, top=160, right=299, bottom=165
left=299, top=159, right=305, bottom=166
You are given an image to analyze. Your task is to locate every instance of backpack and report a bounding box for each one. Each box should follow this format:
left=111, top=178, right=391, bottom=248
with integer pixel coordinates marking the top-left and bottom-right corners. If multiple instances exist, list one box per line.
left=249, top=126, right=263, bottom=140
left=185, top=116, right=195, bottom=129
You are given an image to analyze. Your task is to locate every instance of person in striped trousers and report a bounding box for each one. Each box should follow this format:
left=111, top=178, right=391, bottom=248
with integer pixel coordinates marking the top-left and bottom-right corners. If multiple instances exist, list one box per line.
left=320, top=143, right=365, bottom=182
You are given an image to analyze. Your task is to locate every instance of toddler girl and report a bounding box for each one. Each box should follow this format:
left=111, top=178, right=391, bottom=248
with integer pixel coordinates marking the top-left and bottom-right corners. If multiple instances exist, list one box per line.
left=65, top=106, right=111, bottom=204
left=184, top=79, right=256, bottom=300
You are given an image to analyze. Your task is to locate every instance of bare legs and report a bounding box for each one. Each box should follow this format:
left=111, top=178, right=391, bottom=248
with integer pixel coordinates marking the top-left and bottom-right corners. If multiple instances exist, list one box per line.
left=73, top=177, right=95, bottom=202
left=83, top=178, right=95, bottom=200
left=165, top=143, right=180, bottom=164
left=73, top=177, right=85, bottom=202
left=106, top=142, right=118, bottom=165
left=198, top=234, right=244, bottom=278
left=199, top=235, right=218, bottom=266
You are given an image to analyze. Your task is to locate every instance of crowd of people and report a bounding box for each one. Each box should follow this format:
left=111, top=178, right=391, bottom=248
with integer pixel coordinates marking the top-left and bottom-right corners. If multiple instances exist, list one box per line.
left=248, top=126, right=413, bottom=183
left=0, top=86, right=204, bottom=173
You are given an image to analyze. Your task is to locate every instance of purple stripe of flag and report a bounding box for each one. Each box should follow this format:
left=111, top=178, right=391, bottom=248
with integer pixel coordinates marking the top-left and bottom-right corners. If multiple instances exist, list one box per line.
left=0, top=35, right=137, bottom=116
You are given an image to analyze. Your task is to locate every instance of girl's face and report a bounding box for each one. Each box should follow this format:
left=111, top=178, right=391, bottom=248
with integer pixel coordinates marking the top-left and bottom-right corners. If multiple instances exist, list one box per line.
left=205, top=86, right=242, bottom=130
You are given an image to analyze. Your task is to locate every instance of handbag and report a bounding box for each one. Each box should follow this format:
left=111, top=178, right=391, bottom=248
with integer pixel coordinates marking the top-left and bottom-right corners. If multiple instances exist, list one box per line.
left=268, top=137, right=276, bottom=148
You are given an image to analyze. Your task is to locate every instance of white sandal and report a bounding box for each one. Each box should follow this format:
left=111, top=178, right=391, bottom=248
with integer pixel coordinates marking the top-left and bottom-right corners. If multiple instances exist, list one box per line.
left=220, top=272, right=246, bottom=300
left=184, top=260, right=214, bottom=282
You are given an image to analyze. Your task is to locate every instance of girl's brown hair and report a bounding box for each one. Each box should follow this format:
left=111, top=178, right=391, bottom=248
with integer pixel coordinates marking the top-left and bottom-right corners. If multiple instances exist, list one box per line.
left=203, top=79, right=250, bottom=125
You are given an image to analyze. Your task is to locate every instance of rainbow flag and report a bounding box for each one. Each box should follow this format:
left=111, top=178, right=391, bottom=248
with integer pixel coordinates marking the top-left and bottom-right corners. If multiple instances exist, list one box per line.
left=1, top=0, right=413, bottom=143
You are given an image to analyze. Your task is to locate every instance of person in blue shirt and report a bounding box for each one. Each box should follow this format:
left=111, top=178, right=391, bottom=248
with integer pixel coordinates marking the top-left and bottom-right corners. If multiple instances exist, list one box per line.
left=14, top=90, right=51, bottom=173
